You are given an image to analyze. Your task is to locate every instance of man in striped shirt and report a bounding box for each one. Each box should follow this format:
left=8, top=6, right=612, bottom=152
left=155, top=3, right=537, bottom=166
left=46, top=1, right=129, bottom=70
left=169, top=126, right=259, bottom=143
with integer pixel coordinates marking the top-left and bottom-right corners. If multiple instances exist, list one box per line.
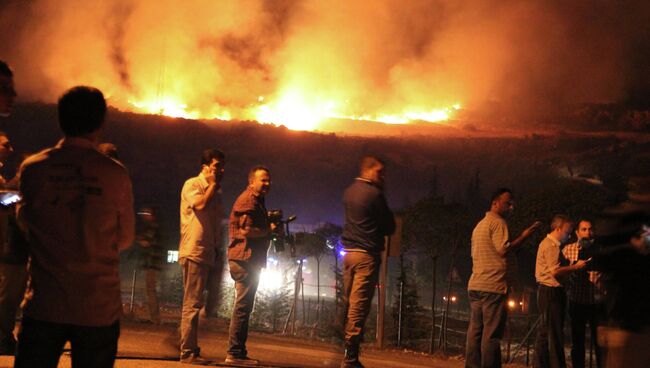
left=465, top=188, right=540, bottom=368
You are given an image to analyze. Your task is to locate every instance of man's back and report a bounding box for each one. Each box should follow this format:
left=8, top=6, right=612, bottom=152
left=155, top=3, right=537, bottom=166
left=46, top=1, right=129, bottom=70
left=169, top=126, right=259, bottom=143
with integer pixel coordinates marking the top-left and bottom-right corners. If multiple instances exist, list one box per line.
left=19, top=138, right=134, bottom=326
left=341, top=179, right=395, bottom=253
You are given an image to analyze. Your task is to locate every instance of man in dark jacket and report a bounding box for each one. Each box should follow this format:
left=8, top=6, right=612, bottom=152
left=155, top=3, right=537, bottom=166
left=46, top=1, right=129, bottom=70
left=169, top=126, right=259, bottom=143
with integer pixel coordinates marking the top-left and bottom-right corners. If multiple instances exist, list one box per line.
left=340, top=156, right=395, bottom=368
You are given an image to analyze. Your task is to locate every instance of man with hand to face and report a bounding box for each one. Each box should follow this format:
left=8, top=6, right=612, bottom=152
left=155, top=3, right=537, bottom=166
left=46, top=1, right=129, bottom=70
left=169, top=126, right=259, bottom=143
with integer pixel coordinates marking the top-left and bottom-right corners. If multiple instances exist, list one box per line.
left=178, top=149, right=226, bottom=365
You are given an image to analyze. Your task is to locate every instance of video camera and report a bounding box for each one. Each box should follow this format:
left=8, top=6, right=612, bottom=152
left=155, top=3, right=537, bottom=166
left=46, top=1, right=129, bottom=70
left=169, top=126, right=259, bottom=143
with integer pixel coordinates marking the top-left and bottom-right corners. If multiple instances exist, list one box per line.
left=267, top=209, right=297, bottom=254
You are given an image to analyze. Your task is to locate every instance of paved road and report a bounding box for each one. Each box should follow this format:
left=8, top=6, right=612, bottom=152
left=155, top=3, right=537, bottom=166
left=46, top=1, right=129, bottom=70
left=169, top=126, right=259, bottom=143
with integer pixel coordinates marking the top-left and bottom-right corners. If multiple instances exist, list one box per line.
left=0, top=320, right=466, bottom=367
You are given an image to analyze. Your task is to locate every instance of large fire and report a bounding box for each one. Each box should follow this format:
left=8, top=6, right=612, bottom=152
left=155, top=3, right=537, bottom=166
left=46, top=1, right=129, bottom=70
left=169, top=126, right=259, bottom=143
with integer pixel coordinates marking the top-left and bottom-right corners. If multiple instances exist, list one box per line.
left=125, top=87, right=460, bottom=132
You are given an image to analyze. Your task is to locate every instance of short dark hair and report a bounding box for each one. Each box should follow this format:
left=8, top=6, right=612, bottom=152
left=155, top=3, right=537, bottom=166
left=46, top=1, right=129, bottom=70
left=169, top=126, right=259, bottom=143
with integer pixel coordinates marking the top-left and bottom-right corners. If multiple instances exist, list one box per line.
left=58, top=86, right=106, bottom=137
left=201, top=148, right=225, bottom=166
left=0, top=61, right=12, bottom=78
left=550, top=214, right=573, bottom=231
left=359, top=155, right=384, bottom=173
left=490, top=188, right=512, bottom=203
left=248, top=165, right=269, bottom=183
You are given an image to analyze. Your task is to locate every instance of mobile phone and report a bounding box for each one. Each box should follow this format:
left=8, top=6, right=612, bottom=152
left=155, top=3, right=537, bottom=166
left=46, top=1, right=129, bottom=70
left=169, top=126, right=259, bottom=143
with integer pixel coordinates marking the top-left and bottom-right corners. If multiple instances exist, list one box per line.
left=0, top=190, right=22, bottom=207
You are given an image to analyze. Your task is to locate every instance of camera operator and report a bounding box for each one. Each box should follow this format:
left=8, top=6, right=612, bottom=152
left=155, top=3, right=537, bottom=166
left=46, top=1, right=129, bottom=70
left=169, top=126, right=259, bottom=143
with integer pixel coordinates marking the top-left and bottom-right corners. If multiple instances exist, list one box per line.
left=561, top=219, right=604, bottom=368
left=225, top=165, right=279, bottom=366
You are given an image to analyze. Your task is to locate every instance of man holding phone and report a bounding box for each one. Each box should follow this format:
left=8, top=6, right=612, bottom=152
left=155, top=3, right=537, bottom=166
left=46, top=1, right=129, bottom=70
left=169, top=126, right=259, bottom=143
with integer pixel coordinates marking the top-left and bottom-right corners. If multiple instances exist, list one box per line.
left=562, top=219, right=603, bottom=368
left=178, top=148, right=226, bottom=364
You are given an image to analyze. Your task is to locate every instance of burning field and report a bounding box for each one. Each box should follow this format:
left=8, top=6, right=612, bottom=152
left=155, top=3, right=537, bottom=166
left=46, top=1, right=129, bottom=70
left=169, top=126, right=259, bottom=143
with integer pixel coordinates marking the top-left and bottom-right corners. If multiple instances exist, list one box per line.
left=2, top=0, right=649, bottom=133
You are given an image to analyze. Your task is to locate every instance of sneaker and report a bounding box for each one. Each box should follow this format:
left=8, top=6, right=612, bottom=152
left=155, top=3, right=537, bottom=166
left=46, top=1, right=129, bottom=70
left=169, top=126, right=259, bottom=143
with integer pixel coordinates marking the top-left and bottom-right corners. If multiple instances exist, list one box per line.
left=224, top=355, right=260, bottom=366
left=180, top=352, right=211, bottom=365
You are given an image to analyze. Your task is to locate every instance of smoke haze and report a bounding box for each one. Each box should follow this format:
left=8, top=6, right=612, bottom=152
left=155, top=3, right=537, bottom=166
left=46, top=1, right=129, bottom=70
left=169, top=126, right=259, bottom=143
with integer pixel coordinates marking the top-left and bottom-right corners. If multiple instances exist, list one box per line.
left=1, top=0, right=649, bottom=126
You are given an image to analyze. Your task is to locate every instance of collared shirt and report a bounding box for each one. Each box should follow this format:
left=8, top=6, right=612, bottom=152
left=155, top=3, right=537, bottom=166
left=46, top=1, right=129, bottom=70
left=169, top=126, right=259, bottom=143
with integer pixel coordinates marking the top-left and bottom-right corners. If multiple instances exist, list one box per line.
left=228, top=187, right=269, bottom=269
left=562, top=241, right=602, bottom=304
left=179, top=174, right=223, bottom=267
left=18, top=137, right=135, bottom=326
left=467, top=212, right=512, bottom=294
left=535, top=235, right=566, bottom=287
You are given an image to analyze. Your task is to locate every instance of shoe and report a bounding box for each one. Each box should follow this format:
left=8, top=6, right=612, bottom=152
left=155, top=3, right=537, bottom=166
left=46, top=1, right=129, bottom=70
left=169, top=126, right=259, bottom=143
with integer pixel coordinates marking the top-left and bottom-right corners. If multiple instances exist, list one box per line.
left=340, top=342, right=364, bottom=368
left=225, top=355, right=260, bottom=366
left=180, top=352, right=211, bottom=365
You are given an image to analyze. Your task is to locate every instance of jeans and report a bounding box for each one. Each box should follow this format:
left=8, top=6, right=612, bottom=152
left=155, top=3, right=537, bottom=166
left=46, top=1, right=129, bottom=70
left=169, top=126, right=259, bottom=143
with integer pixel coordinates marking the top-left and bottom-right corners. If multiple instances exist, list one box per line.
left=14, top=316, right=119, bottom=368
left=341, top=251, right=380, bottom=346
left=227, top=260, right=261, bottom=358
left=179, top=258, right=223, bottom=355
left=568, top=302, right=603, bottom=368
left=465, top=290, right=507, bottom=368
left=534, top=285, right=566, bottom=368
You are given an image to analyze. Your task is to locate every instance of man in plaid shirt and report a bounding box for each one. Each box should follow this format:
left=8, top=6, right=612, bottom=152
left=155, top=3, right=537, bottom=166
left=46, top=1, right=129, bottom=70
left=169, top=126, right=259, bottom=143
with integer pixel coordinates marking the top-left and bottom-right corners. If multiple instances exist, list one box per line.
left=562, top=219, right=603, bottom=368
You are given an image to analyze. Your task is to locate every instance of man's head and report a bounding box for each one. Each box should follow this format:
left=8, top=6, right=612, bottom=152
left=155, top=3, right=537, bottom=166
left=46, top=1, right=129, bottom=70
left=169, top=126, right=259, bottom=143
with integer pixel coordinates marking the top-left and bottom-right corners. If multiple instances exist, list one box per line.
left=0, top=132, right=13, bottom=162
left=200, top=148, right=225, bottom=181
left=490, top=188, right=514, bottom=217
left=359, top=155, right=385, bottom=188
left=248, top=165, right=271, bottom=196
left=0, top=61, right=16, bottom=117
left=549, top=214, right=574, bottom=244
left=575, top=219, right=594, bottom=241
left=58, top=86, right=106, bottom=139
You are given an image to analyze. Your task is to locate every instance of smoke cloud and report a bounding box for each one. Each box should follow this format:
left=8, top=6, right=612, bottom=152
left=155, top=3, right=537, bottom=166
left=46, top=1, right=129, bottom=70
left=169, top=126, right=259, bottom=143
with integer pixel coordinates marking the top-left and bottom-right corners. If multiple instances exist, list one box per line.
left=1, top=0, right=648, bottom=126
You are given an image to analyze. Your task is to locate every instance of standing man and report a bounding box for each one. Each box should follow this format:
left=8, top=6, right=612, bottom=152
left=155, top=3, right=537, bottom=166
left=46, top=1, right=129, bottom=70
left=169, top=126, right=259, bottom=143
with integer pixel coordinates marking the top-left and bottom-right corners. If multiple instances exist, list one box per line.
left=15, top=86, right=135, bottom=367
left=465, top=188, right=540, bottom=368
left=0, top=60, right=23, bottom=356
left=534, top=215, right=588, bottom=368
left=340, top=156, right=395, bottom=368
left=225, top=165, right=277, bottom=366
left=561, top=219, right=603, bottom=368
left=136, top=206, right=163, bottom=325
left=178, top=148, right=226, bottom=364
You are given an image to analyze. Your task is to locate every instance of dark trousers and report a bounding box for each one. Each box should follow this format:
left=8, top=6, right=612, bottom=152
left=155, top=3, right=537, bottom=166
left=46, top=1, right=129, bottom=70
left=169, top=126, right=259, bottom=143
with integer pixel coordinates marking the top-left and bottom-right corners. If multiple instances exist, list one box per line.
left=341, top=251, right=380, bottom=347
left=569, top=302, right=603, bottom=368
left=14, top=316, right=119, bottom=368
left=0, top=262, right=27, bottom=349
left=227, top=260, right=261, bottom=358
left=179, top=258, right=223, bottom=356
left=534, top=285, right=566, bottom=368
left=144, top=269, right=160, bottom=324
left=465, top=290, right=507, bottom=368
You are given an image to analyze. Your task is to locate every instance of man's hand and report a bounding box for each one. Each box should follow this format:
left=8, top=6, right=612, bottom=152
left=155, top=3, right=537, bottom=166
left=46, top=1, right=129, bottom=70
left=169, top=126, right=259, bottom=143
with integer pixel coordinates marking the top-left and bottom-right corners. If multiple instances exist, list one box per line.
left=574, top=259, right=589, bottom=270
left=522, top=221, right=542, bottom=238
left=206, top=169, right=217, bottom=185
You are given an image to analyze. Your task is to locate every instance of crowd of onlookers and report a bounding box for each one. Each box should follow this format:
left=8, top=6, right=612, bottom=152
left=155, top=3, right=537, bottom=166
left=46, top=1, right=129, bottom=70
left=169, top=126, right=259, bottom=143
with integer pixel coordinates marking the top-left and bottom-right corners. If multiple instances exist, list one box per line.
left=465, top=187, right=650, bottom=368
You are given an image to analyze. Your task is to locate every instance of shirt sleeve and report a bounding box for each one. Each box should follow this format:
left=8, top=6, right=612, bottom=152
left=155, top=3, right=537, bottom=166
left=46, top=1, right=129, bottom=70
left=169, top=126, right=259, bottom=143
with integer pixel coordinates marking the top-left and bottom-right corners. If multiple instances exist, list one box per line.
left=544, top=242, right=562, bottom=274
left=231, top=196, right=256, bottom=240
left=491, top=219, right=511, bottom=256
left=182, top=179, right=204, bottom=210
